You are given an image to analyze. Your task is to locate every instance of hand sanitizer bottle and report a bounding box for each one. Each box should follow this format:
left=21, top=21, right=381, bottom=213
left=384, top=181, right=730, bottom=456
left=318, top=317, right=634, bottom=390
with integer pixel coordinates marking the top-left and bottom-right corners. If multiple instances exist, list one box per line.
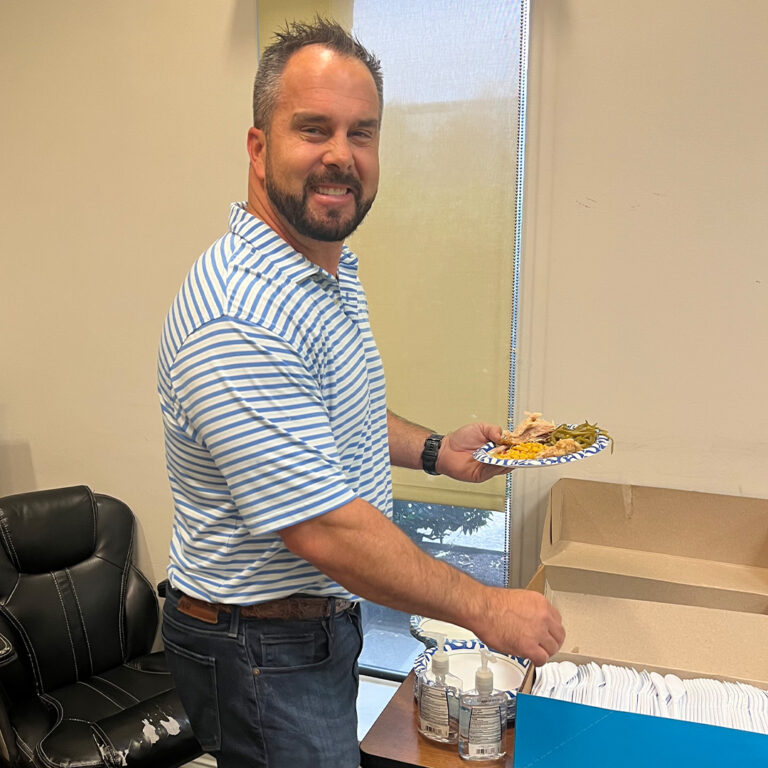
left=417, top=632, right=463, bottom=744
left=458, top=648, right=508, bottom=761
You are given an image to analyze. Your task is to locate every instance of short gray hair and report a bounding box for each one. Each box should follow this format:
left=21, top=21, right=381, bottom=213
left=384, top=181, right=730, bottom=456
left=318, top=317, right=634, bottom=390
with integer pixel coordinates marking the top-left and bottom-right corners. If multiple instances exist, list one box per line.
left=252, top=17, right=383, bottom=132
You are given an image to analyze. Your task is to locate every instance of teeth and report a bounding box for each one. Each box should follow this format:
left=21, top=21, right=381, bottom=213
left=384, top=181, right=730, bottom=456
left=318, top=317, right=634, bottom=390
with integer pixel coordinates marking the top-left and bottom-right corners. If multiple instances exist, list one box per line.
left=316, top=186, right=348, bottom=196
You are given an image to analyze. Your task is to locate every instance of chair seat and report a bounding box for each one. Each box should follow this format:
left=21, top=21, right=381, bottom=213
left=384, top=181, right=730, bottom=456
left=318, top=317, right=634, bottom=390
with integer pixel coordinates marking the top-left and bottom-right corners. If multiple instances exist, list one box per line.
left=12, top=652, right=200, bottom=768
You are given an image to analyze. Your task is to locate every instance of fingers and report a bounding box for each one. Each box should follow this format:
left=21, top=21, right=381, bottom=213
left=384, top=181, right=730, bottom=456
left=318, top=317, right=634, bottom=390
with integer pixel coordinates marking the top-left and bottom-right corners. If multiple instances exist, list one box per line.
left=527, top=645, right=551, bottom=668
left=526, top=631, right=565, bottom=668
left=517, top=592, right=565, bottom=663
left=549, top=605, right=566, bottom=647
left=484, top=423, right=504, bottom=442
left=524, top=618, right=565, bottom=667
left=540, top=627, right=563, bottom=658
left=542, top=603, right=565, bottom=657
left=450, top=422, right=504, bottom=449
left=484, top=465, right=515, bottom=478
left=476, top=588, right=565, bottom=665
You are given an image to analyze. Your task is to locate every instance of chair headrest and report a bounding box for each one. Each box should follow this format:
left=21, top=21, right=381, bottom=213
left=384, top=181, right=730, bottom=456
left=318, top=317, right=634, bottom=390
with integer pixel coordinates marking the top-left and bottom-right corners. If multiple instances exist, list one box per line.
left=0, top=486, right=97, bottom=573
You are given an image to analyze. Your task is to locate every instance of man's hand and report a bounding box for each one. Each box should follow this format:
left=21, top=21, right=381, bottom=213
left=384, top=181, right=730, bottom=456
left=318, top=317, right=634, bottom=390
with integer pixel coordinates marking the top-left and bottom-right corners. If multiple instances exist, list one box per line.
left=436, top=422, right=513, bottom=483
left=469, top=588, right=565, bottom=667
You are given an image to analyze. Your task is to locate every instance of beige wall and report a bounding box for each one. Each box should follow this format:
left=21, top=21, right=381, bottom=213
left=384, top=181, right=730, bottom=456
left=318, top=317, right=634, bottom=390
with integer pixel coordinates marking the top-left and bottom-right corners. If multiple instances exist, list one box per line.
left=510, top=0, right=768, bottom=584
left=2, top=1, right=766, bottom=591
left=0, top=0, right=345, bottom=586
left=0, top=1, right=260, bottom=580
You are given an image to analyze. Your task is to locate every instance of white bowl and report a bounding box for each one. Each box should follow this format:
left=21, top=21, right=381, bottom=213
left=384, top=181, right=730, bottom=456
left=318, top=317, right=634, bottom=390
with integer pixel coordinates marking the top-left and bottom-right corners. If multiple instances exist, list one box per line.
left=412, top=638, right=530, bottom=722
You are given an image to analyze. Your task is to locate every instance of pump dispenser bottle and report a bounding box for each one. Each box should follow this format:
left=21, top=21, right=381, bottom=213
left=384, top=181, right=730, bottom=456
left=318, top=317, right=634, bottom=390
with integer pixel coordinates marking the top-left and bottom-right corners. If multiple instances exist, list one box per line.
left=458, top=648, right=508, bottom=761
left=417, top=632, right=463, bottom=744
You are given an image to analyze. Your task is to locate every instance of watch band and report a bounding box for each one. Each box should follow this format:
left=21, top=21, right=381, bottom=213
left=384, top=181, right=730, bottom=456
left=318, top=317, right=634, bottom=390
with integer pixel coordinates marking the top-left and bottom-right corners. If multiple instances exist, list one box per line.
left=421, top=434, right=444, bottom=476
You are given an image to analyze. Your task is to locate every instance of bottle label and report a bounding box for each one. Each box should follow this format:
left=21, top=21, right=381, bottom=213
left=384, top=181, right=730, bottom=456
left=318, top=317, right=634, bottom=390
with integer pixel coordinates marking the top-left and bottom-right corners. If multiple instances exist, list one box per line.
left=460, top=703, right=504, bottom=756
left=468, top=742, right=503, bottom=758
left=419, top=718, right=449, bottom=739
left=419, top=686, right=449, bottom=736
left=419, top=686, right=458, bottom=740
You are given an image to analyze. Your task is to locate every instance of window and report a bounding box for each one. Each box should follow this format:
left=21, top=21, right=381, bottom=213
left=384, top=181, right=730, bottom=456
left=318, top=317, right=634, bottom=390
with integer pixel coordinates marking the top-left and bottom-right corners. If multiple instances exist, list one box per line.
left=349, top=0, right=528, bottom=678
left=359, top=501, right=508, bottom=677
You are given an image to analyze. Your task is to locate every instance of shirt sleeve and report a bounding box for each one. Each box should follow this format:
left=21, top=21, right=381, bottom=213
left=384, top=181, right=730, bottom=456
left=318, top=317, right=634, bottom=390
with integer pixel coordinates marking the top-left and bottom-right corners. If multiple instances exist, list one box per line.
left=168, top=316, right=357, bottom=535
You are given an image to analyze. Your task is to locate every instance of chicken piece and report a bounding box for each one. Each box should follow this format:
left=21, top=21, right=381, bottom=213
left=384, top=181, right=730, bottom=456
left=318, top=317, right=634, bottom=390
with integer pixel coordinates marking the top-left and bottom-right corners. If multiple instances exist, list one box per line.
left=539, top=438, right=582, bottom=459
left=499, top=412, right=556, bottom=445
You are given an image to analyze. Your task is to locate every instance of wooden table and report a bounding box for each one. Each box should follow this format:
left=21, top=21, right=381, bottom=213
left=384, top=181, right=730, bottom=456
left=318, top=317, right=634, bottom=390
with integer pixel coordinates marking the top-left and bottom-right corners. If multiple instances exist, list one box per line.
left=360, top=672, right=515, bottom=767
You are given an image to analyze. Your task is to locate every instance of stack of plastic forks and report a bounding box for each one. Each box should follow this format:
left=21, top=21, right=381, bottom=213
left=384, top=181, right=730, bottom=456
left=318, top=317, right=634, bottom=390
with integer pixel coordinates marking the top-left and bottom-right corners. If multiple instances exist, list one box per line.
left=741, top=681, right=768, bottom=734
left=532, top=662, right=768, bottom=735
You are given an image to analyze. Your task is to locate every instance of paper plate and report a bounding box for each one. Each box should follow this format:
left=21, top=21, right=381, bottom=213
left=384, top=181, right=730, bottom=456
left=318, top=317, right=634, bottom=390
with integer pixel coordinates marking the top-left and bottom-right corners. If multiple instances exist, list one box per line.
left=412, top=639, right=530, bottom=722
left=409, top=615, right=478, bottom=646
left=473, top=429, right=611, bottom=468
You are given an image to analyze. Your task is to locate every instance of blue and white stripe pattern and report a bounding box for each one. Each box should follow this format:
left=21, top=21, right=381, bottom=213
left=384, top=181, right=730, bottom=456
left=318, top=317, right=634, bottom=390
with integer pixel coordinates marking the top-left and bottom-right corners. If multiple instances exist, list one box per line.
left=158, top=203, right=391, bottom=604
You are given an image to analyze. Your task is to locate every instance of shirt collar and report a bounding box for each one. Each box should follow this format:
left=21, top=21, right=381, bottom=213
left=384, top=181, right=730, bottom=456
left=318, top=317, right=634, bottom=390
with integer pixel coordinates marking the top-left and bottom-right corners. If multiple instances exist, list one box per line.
left=228, top=202, right=359, bottom=284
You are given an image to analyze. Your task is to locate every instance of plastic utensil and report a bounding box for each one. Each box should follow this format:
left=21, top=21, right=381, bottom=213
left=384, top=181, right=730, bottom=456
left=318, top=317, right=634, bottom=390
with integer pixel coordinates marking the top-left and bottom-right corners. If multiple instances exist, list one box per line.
left=665, top=674, right=687, bottom=720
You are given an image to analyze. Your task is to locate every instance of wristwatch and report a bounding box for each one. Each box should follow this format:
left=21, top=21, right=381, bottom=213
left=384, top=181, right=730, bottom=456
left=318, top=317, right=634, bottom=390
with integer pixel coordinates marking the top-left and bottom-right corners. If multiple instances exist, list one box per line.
left=421, top=434, right=444, bottom=476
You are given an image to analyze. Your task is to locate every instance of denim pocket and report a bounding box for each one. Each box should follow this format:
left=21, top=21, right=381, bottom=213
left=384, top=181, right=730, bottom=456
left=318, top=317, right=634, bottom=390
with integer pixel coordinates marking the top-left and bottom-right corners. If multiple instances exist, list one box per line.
left=162, top=636, right=221, bottom=752
left=250, top=621, right=332, bottom=673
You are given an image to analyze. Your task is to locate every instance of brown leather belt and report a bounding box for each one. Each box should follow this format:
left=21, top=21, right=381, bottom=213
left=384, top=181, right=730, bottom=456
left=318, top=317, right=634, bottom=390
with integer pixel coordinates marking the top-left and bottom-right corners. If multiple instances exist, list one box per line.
left=176, top=593, right=354, bottom=624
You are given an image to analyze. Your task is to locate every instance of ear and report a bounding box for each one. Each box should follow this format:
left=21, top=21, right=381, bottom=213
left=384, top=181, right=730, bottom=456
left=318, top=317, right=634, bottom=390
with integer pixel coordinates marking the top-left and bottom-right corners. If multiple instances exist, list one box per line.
left=247, top=127, right=267, bottom=181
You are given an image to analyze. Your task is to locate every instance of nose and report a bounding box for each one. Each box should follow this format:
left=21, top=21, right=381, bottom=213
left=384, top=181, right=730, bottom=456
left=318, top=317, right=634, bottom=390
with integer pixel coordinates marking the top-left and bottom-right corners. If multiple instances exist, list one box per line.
left=322, top=133, right=354, bottom=170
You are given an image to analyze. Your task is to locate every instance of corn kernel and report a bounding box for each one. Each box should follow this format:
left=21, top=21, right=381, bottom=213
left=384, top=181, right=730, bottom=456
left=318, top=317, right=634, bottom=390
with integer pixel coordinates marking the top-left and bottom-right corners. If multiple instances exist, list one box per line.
left=495, top=442, right=545, bottom=460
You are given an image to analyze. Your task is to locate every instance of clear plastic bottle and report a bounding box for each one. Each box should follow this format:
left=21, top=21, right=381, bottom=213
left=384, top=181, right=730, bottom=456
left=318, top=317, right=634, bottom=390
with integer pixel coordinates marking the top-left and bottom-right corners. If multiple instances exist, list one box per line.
left=417, top=632, right=463, bottom=744
left=458, top=648, right=508, bottom=761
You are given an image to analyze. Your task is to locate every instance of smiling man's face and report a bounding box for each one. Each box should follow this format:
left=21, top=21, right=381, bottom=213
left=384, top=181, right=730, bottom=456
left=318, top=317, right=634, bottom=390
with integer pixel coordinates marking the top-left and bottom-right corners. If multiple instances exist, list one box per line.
left=262, top=45, right=381, bottom=243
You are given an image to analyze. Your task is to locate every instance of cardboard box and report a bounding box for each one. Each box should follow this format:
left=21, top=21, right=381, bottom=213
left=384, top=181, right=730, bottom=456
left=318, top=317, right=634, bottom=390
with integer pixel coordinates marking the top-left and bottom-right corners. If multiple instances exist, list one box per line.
left=513, top=478, right=768, bottom=767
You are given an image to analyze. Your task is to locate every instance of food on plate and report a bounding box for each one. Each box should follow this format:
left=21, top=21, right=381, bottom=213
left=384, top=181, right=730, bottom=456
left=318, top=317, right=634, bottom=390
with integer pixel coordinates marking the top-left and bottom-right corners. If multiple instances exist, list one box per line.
left=492, top=412, right=613, bottom=462
left=539, top=438, right=582, bottom=459
left=491, top=441, right=546, bottom=460
left=499, top=412, right=555, bottom=445
left=545, top=422, right=611, bottom=451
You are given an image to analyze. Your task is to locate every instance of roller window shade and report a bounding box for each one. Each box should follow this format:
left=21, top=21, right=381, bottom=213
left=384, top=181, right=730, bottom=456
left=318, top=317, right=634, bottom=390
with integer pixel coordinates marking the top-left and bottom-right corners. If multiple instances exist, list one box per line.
left=350, top=1, right=522, bottom=508
left=257, top=0, right=523, bottom=509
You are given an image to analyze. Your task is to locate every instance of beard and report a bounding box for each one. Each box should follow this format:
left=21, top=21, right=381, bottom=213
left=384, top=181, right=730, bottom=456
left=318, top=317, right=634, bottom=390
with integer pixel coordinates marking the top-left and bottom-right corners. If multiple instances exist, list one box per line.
left=265, top=160, right=376, bottom=243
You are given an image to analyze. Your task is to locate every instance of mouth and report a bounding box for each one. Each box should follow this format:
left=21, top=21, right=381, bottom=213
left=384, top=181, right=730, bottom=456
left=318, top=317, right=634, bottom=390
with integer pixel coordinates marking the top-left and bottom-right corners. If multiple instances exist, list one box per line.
left=307, top=172, right=362, bottom=202
left=313, top=184, right=352, bottom=197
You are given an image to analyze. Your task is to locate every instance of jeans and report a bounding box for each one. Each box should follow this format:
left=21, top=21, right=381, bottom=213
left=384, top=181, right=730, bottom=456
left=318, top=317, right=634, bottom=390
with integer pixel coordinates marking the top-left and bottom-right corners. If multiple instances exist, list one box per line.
left=161, top=587, right=363, bottom=768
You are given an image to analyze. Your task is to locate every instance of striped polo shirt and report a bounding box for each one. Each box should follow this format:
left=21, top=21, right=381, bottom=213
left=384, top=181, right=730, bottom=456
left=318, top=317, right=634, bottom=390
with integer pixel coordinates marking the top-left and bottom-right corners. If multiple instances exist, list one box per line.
left=157, top=203, right=392, bottom=604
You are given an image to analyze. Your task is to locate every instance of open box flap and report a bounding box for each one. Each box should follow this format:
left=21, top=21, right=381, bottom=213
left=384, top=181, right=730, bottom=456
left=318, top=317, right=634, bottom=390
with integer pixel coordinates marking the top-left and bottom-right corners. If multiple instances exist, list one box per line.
left=543, top=553, right=768, bottom=613
left=540, top=479, right=768, bottom=607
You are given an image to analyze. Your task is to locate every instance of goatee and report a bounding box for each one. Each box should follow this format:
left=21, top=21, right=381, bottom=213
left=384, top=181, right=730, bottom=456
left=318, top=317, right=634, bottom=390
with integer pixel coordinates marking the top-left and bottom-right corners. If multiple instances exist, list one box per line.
left=265, top=166, right=376, bottom=242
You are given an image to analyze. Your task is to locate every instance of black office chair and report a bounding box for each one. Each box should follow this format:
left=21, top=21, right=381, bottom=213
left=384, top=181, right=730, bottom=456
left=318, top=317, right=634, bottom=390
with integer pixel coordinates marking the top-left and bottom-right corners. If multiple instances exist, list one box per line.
left=0, top=486, right=202, bottom=768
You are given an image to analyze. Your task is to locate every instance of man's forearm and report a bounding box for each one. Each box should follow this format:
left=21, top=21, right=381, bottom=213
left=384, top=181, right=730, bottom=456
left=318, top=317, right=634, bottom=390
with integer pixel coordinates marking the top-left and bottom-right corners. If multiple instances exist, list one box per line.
left=387, top=409, right=434, bottom=469
left=280, top=496, right=486, bottom=629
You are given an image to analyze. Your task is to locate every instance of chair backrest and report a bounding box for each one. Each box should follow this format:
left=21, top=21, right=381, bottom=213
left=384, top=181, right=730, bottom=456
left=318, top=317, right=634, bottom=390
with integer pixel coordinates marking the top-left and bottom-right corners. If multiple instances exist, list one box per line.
left=0, top=486, right=158, bottom=695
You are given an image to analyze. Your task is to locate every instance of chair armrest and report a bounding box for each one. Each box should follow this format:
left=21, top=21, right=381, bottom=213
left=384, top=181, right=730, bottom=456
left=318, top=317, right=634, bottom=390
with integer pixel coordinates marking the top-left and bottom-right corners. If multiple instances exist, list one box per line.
left=91, top=689, right=201, bottom=768
left=157, top=579, right=169, bottom=599
left=0, top=633, right=16, bottom=667
left=0, top=632, right=20, bottom=766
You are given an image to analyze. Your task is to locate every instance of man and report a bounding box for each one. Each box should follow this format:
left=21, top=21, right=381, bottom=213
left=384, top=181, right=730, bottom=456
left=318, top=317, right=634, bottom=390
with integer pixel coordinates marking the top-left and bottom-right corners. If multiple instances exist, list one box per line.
left=158, top=18, right=564, bottom=768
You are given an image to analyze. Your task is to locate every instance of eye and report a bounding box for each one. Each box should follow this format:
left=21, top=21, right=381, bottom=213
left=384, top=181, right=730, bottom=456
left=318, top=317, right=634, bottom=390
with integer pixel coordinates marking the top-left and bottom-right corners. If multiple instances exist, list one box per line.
left=350, top=129, right=375, bottom=144
left=300, top=126, right=326, bottom=139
